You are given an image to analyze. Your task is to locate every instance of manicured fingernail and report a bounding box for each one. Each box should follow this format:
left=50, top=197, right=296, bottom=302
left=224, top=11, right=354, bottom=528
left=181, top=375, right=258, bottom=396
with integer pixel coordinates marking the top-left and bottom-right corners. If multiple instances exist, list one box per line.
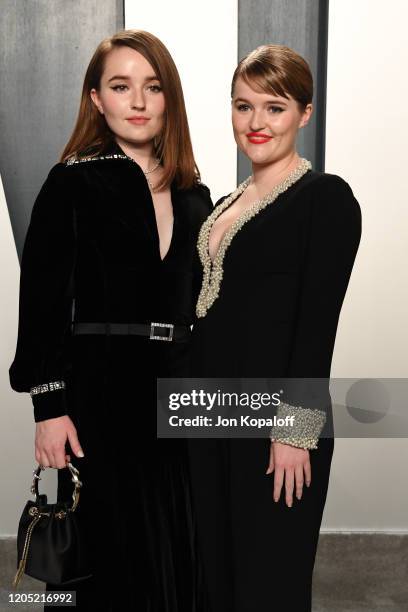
left=78, top=451, right=84, bottom=457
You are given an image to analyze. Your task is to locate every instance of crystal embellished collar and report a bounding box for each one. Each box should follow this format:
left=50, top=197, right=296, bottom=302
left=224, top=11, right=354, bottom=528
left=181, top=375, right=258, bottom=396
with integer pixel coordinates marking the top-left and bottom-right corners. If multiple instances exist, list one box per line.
left=195, top=157, right=312, bottom=318
left=65, top=153, right=136, bottom=166
left=65, top=150, right=164, bottom=190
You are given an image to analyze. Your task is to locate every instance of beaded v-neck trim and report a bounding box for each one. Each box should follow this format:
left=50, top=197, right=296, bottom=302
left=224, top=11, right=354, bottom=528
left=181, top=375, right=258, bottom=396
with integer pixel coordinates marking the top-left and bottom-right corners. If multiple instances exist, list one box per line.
left=196, top=157, right=312, bottom=318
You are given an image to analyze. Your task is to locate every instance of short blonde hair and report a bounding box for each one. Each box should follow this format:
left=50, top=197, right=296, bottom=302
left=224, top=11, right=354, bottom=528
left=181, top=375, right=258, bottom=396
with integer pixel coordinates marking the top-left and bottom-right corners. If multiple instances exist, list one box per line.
left=231, top=44, right=313, bottom=112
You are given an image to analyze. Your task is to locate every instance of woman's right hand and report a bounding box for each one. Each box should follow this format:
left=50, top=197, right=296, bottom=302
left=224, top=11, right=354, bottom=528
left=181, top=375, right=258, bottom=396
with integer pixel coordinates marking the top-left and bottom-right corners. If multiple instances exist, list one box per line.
left=35, top=415, right=85, bottom=469
left=266, top=440, right=311, bottom=507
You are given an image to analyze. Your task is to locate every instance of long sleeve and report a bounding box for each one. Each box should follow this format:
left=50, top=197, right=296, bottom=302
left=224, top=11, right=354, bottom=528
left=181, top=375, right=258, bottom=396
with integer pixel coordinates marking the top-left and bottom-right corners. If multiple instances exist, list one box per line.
left=270, top=174, right=362, bottom=449
left=9, top=163, right=77, bottom=423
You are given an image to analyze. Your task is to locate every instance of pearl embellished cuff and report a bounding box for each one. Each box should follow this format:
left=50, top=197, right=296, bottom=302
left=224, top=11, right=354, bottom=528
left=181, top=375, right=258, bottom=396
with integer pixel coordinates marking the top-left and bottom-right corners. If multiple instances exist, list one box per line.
left=270, top=401, right=326, bottom=450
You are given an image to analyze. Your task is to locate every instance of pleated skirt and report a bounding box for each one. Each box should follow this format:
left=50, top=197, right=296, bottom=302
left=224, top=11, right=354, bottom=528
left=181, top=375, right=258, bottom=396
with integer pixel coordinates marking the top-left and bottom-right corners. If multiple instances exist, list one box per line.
left=44, top=334, right=211, bottom=611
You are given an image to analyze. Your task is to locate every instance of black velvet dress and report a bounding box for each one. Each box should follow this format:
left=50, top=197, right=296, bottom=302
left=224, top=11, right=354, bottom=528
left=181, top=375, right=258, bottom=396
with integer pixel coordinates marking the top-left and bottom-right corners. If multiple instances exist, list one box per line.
left=9, top=141, right=213, bottom=611
left=188, top=162, right=362, bottom=612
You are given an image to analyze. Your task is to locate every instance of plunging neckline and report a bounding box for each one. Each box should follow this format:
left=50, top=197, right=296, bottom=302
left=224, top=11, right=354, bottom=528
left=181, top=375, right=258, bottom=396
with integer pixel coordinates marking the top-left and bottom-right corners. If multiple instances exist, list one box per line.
left=196, top=158, right=312, bottom=318
left=147, top=182, right=175, bottom=263
left=207, top=165, right=312, bottom=264
left=208, top=184, right=250, bottom=263
left=207, top=176, right=252, bottom=264
left=112, top=142, right=176, bottom=264
left=65, top=143, right=177, bottom=263
left=154, top=207, right=175, bottom=263
left=126, top=157, right=176, bottom=263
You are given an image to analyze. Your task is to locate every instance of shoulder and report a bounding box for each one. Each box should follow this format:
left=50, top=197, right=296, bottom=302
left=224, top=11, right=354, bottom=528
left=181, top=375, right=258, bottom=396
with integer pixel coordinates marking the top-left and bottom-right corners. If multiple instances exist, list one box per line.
left=194, top=180, right=212, bottom=201
left=42, top=156, right=106, bottom=194
left=194, top=180, right=212, bottom=197
left=33, top=162, right=72, bottom=196
left=183, top=181, right=214, bottom=217
left=212, top=178, right=249, bottom=208
left=45, top=160, right=84, bottom=186
left=46, top=161, right=70, bottom=180
left=307, top=171, right=361, bottom=222
left=213, top=193, right=232, bottom=208
left=38, top=160, right=85, bottom=199
left=311, top=171, right=359, bottom=205
left=31, top=162, right=77, bottom=221
left=303, top=172, right=362, bottom=242
left=58, top=154, right=120, bottom=180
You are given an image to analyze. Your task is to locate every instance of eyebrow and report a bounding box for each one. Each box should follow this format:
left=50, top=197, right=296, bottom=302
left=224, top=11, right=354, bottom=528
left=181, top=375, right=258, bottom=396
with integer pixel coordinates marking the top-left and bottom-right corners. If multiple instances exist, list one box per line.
left=107, top=74, right=160, bottom=83
left=234, top=97, right=288, bottom=106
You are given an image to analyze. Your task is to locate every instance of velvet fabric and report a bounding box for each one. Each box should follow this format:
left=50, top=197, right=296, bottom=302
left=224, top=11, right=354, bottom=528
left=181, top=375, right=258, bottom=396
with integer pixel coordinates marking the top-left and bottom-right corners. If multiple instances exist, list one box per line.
left=188, top=170, right=362, bottom=612
left=9, top=141, right=213, bottom=611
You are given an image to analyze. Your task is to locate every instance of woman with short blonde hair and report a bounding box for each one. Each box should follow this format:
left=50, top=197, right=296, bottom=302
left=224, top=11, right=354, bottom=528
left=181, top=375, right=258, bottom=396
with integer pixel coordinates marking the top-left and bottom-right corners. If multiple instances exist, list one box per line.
left=189, top=44, right=361, bottom=611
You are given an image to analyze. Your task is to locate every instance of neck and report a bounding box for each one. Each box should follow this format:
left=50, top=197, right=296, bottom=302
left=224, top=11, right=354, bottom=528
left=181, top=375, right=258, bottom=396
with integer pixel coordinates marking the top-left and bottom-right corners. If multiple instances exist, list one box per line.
left=250, top=151, right=301, bottom=191
left=115, top=137, right=158, bottom=170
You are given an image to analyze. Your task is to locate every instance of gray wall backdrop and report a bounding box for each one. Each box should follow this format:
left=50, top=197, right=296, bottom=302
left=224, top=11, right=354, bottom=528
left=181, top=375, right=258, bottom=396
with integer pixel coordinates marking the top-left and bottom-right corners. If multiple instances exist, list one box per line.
left=1, top=0, right=329, bottom=253
left=237, top=0, right=329, bottom=182
left=0, top=0, right=124, bottom=259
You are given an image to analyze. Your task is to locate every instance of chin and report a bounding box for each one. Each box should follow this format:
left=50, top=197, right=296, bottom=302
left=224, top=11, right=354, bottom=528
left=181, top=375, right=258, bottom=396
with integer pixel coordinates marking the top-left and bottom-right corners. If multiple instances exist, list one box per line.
left=247, top=152, right=273, bottom=165
left=123, top=133, right=154, bottom=146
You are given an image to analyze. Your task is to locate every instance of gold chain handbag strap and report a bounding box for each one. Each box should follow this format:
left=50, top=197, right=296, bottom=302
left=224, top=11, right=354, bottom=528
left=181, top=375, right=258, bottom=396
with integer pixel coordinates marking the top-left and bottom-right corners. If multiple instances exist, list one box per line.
left=31, top=461, right=83, bottom=512
left=12, top=462, right=83, bottom=589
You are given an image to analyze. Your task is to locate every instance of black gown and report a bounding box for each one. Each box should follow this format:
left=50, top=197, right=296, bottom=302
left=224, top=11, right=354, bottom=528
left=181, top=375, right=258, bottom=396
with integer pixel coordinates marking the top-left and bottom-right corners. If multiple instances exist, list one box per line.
left=188, top=162, right=362, bottom=612
left=9, top=141, right=213, bottom=611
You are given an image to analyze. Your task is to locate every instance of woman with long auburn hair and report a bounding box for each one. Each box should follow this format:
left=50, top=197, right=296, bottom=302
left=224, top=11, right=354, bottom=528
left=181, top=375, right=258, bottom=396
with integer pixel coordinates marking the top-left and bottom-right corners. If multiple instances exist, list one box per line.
left=188, top=44, right=361, bottom=611
left=9, top=29, right=212, bottom=610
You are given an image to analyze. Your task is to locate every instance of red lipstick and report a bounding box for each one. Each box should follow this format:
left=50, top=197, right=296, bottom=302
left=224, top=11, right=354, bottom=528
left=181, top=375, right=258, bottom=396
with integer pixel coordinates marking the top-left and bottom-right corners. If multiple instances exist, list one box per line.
left=247, top=132, right=273, bottom=144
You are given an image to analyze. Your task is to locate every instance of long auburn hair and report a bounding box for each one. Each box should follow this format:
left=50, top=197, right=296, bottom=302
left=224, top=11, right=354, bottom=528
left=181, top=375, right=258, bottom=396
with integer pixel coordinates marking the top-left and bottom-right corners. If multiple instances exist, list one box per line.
left=231, top=44, right=313, bottom=112
left=60, top=29, right=200, bottom=190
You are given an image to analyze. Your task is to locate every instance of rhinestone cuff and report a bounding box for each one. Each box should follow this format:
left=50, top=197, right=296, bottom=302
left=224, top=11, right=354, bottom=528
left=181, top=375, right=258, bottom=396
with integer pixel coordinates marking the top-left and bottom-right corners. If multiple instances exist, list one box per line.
left=270, top=401, right=326, bottom=450
left=29, top=381, right=66, bottom=397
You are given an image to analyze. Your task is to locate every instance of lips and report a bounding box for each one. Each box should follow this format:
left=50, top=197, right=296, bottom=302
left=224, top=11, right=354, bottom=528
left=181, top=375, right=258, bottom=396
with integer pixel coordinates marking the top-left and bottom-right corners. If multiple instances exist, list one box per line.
left=127, top=117, right=150, bottom=124
left=247, top=133, right=273, bottom=144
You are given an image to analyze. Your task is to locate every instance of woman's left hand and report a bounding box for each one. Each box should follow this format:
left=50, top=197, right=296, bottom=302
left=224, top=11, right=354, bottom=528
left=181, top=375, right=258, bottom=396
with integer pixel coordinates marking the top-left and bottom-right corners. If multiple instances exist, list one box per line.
left=266, top=441, right=311, bottom=507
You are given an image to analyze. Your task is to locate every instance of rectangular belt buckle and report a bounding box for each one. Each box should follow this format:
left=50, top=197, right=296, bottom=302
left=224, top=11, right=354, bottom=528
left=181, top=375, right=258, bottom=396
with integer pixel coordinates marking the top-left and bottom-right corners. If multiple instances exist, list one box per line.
left=150, top=322, right=174, bottom=342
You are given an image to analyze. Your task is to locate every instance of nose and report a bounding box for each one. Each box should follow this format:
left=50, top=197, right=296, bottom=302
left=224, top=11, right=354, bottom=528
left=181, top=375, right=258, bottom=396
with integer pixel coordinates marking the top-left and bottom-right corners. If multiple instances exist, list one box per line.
left=130, top=87, right=146, bottom=110
left=249, top=109, right=266, bottom=132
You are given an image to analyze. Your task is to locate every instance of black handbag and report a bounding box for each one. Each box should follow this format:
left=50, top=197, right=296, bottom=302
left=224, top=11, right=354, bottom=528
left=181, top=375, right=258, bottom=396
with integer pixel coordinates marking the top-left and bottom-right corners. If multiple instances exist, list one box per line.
left=12, top=462, right=92, bottom=588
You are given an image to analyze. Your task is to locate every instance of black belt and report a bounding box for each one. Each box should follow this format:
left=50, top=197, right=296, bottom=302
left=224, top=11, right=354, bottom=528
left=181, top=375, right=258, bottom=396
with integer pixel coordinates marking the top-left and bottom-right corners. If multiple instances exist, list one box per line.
left=72, top=321, right=191, bottom=343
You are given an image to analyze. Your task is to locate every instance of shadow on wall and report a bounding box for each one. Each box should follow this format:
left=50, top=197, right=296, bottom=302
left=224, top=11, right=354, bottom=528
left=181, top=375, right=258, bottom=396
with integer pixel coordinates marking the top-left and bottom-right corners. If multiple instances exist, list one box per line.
left=0, top=0, right=123, bottom=258
left=1, top=173, right=58, bottom=537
